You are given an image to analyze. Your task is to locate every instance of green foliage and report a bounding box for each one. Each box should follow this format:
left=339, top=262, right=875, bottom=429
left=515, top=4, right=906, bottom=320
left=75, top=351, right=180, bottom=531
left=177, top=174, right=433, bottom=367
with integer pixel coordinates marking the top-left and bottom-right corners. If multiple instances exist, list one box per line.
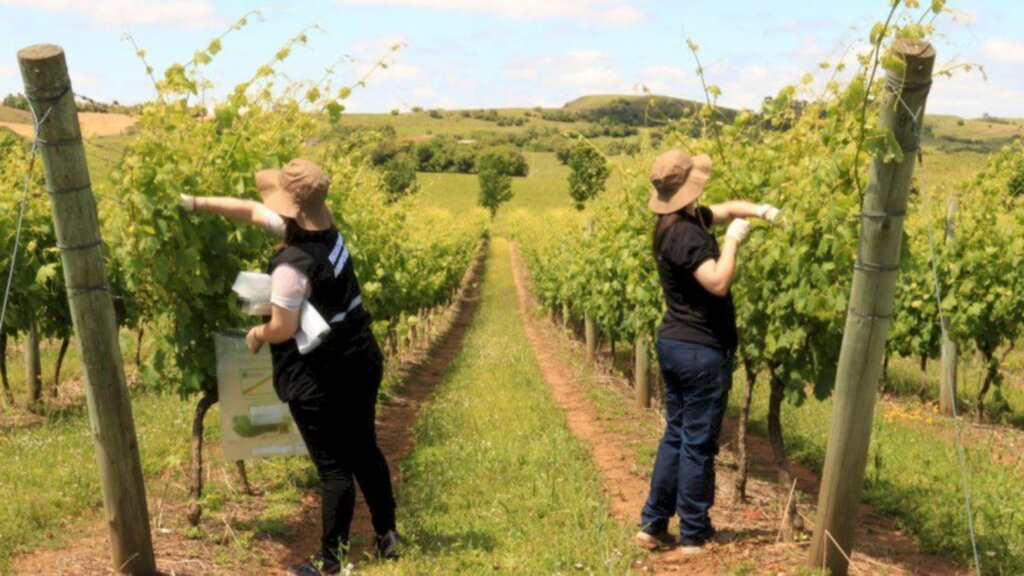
left=379, top=152, right=419, bottom=202
left=109, top=24, right=487, bottom=399
left=566, top=139, right=610, bottom=210
left=1008, top=164, right=1024, bottom=198
left=931, top=140, right=1024, bottom=413
left=2, top=93, right=28, bottom=110
left=477, top=150, right=514, bottom=217
left=414, top=136, right=478, bottom=173
left=0, top=130, right=72, bottom=346
left=514, top=5, right=962, bottom=407
left=477, top=144, right=528, bottom=177
left=565, top=95, right=716, bottom=127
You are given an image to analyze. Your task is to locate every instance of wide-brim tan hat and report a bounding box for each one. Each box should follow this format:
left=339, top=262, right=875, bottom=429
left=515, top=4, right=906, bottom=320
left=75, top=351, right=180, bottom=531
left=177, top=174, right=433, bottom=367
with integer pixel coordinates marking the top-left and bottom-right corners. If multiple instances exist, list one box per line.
left=647, top=151, right=712, bottom=215
left=256, top=158, right=333, bottom=229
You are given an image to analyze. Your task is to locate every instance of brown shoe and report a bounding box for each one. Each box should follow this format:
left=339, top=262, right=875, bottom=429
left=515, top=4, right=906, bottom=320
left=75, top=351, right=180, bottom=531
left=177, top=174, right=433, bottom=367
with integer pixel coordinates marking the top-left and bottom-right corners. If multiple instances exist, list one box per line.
left=677, top=544, right=708, bottom=558
left=633, top=530, right=676, bottom=551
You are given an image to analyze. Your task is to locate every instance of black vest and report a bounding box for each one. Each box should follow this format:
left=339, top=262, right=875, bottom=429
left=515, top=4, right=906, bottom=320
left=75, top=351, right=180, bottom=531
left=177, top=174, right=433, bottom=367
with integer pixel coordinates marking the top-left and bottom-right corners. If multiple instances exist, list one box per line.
left=266, top=228, right=376, bottom=402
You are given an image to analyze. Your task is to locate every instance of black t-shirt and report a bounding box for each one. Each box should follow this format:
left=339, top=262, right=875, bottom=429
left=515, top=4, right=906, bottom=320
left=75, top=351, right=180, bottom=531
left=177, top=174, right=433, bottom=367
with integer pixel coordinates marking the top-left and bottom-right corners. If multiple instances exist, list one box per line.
left=655, top=207, right=738, bottom=350
left=266, top=228, right=380, bottom=403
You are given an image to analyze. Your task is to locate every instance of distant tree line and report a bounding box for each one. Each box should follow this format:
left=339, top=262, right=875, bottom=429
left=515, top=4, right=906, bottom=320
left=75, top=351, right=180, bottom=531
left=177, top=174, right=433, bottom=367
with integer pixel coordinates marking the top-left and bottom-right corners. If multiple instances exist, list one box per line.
left=3, top=92, right=143, bottom=115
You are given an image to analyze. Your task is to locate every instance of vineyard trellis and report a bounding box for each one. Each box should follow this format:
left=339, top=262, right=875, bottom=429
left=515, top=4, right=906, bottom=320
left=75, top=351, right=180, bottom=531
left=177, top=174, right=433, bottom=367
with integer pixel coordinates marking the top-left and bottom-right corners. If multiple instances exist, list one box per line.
left=0, top=17, right=490, bottom=558
left=513, top=2, right=1024, bottom=572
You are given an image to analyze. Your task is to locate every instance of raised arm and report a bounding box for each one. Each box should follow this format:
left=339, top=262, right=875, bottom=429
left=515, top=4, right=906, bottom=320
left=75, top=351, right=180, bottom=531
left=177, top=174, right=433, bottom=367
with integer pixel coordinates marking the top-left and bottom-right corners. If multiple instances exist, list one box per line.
left=708, top=201, right=780, bottom=226
left=179, top=194, right=281, bottom=232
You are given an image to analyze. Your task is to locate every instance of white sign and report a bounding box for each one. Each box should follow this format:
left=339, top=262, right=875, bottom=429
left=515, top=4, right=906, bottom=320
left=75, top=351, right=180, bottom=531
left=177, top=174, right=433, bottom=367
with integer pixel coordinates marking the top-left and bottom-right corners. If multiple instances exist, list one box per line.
left=215, top=331, right=307, bottom=461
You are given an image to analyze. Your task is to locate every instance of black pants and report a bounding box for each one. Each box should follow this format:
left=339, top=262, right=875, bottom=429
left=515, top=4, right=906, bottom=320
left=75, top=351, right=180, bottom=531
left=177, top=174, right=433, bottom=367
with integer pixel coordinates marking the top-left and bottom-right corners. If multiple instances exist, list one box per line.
left=287, top=344, right=397, bottom=560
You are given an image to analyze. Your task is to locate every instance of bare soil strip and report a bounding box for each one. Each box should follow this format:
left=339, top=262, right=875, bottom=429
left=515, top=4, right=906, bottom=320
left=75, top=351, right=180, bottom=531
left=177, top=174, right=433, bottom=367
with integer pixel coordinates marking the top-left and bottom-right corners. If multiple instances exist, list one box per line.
left=1, top=112, right=137, bottom=139
left=13, top=246, right=486, bottom=575
left=508, top=242, right=966, bottom=576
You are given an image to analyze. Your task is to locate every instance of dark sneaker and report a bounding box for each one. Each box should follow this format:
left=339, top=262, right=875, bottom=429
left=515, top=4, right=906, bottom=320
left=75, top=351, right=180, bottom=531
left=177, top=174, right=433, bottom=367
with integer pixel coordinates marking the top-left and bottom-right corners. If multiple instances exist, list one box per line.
left=375, top=530, right=404, bottom=559
left=287, top=553, right=341, bottom=576
left=633, top=530, right=677, bottom=551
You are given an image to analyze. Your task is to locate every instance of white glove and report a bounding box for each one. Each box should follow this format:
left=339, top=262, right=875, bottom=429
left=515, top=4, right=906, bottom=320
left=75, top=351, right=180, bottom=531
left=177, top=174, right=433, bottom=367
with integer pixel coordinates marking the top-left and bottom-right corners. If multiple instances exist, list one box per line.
left=179, top=193, right=197, bottom=213
left=756, top=203, right=781, bottom=223
left=725, top=218, right=752, bottom=244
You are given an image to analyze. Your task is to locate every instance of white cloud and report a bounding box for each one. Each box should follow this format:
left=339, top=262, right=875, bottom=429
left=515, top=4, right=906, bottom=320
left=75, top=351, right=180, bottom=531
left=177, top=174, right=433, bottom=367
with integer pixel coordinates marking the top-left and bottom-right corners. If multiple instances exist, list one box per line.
left=504, top=68, right=540, bottom=80
left=0, top=0, right=218, bottom=29
left=334, top=0, right=645, bottom=26
left=70, top=72, right=102, bottom=88
left=0, top=63, right=12, bottom=81
left=982, top=38, right=1024, bottom=63
left=637, top=64, right=696, bottom=94
left=504, top=50, right=630, bottom=95
left=347, top=35, right=424, bottom=84
left=928, top=69, right=1024, bottom=119
left=717, top=64, right=806, bottom=110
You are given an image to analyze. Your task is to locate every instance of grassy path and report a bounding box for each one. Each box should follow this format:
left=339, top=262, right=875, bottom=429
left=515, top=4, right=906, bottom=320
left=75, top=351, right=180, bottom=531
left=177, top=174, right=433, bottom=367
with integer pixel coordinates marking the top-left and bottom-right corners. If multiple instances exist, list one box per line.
left=365, top=238, right=635, bottom=575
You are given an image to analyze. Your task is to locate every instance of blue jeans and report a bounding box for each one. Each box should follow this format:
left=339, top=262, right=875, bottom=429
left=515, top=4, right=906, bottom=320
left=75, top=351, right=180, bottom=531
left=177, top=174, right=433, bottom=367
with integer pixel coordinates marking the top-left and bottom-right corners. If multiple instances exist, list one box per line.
left=640, top=338, right=733, bottom=545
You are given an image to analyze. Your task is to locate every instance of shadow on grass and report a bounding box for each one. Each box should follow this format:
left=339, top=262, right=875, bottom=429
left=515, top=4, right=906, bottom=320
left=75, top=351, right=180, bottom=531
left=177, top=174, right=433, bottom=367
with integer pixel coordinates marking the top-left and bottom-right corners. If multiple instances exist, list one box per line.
left=403, top=529, right=500, bottom=558
left=0, top=400, right=89, bottom=433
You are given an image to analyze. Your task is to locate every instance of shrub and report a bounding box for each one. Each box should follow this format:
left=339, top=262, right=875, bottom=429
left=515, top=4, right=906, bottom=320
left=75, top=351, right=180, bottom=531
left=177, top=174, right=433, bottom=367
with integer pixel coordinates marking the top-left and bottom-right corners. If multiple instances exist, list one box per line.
left=567, top=139, right=610, bottom=210
left=477, top=151, right=514, bottom=217
left=380, top=153, right=419, bottom=202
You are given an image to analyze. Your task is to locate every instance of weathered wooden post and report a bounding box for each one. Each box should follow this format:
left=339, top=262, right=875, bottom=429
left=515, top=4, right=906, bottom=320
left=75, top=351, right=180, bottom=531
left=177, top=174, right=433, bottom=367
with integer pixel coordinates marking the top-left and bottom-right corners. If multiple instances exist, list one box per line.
left=24, top=318, right=42, bottom=407
left=808, top=39, right=935, bottom=576
left=18, top=44, right=157, bottom=574
left=584, top=314, right=597, bottom=363
left=939, top=197, right=957, bottom=417
left=634, top=334, right=650, bottom=408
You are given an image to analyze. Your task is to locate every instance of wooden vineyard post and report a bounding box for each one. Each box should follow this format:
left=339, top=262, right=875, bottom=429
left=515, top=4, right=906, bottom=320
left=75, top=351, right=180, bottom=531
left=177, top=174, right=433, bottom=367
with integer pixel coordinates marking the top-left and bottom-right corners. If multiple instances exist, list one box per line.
left=24, top=318, right=42, bottom=407
left=635, top=334, right=651, bottom=408
left=17, top=44, right=157, bottom=574
left=808, top=40, right=935, bottom=576
left=584, top=314, right=597, bottom=363
left=583, top=217, right=596, bottom=363
left=939, top=197, right=957, bottom=417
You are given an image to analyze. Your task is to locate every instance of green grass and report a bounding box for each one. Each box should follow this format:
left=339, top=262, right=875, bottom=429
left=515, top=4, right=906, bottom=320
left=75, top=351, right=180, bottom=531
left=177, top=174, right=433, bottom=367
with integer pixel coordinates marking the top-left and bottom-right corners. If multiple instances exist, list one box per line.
left=744, top=376, right=1024, bottom=574
left=364, top=239, right=636, bottom=575
left=417, top=152, right=574, bottom=234
left=0, top=391, right=191, bottom=573
left=343, top=108, right=591, bottom=139
left=0, top=329, right=323, bottom=574
left=884, top=351, right=1024, bottom=428
left=924, top=114, right=1023, bottom=154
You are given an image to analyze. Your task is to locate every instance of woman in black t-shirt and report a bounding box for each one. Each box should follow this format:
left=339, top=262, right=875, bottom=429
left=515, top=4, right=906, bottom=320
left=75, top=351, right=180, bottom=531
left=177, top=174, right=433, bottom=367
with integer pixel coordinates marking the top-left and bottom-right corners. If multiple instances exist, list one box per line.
left=634, top=150, right=781, bottom=556
left=181, top=159, right=401, bottom=576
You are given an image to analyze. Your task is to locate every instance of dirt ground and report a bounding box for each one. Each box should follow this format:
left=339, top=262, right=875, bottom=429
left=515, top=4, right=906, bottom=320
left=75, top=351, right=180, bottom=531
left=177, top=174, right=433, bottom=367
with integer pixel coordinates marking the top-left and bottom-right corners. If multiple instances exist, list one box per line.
left=0, top=112, right=136, bottom=139
left=507, top=243, right=968, bottom=576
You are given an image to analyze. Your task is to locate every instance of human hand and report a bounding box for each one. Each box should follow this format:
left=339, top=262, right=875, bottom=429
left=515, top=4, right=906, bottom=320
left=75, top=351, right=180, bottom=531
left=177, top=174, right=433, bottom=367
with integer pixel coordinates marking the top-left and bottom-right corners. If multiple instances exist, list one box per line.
left=756, top=203, right=782, bottom=224
left=179, top=193, right=197, bottom=213
left=246, top=326, right=264, bottom=355
left=725, top=219, right=752, bottom=244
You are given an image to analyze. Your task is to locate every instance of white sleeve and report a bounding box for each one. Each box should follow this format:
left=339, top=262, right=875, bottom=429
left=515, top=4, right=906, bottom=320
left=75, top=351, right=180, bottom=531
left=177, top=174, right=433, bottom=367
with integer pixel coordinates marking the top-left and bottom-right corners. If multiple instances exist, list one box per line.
left=257, top=206, right=287, bottom=237
left=270, top=264, right=311, bottom=310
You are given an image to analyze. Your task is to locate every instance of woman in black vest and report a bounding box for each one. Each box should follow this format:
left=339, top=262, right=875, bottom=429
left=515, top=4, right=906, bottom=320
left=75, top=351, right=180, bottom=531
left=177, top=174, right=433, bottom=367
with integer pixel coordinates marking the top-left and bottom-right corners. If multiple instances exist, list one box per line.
left=634, top=150, right=780, bottom=557
left=181, top=159, right=400, bottom=575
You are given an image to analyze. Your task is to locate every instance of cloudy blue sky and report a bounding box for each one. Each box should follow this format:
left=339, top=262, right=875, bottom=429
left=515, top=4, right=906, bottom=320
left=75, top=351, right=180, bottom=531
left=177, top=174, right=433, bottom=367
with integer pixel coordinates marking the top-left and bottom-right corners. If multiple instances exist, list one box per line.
left=1, top=1, right=1021, bottom=117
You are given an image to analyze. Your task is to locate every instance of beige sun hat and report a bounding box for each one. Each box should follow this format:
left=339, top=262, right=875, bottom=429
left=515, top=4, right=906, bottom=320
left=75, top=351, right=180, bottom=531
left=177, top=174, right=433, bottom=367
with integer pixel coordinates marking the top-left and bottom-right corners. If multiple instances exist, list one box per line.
left=256, top=158, right=333, bottom=229
left=647, top=150, right=712, bottom=215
